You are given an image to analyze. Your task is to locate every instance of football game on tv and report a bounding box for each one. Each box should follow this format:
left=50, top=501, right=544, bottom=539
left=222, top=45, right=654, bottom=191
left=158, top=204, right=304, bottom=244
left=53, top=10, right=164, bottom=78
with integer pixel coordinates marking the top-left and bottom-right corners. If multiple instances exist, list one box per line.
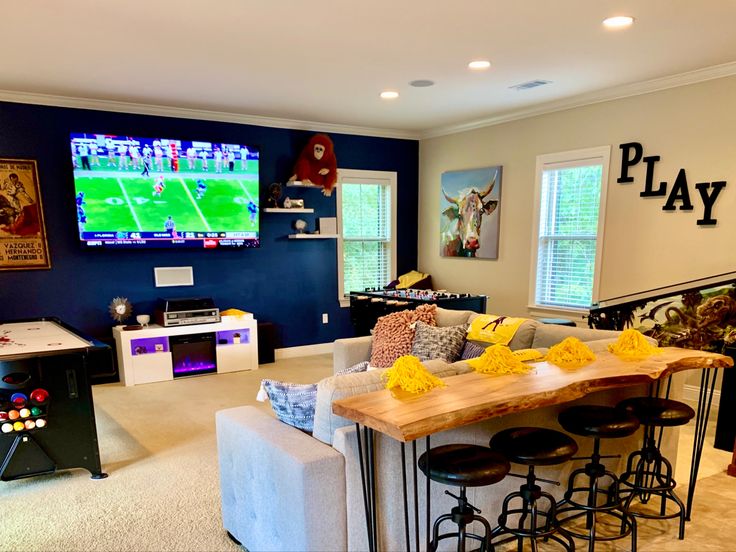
left=70, top=132, right=260, bottom=249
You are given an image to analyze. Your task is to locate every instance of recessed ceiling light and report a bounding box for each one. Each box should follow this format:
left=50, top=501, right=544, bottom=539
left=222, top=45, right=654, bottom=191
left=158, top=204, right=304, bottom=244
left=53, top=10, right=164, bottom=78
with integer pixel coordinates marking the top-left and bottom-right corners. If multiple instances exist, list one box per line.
left=468, top=60, right=491, bottom=70
left=602, top=15, right=635, bottom=28
left=380, top=90, right=399, bottom=99
left=409, top=79, right=435, bottom=88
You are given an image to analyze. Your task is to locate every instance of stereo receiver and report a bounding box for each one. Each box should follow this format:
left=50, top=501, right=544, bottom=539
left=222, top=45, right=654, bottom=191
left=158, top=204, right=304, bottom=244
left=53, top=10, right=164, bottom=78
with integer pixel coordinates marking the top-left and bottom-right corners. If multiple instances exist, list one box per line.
left=154, top=297, right=221, bottom=327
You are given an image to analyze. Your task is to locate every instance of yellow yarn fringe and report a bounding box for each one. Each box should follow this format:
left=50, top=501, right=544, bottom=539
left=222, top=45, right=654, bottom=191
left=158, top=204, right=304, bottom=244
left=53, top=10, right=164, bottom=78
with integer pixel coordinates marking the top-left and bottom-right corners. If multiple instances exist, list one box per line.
left=382, top=355, right=446, bottom=394
left=512, top=348, right=545, bottom=362
left=547, top=337, right=596, bottom=370
left=607, top=329, right=662, bottom=360
left=467, top=344, right=533, bottom=375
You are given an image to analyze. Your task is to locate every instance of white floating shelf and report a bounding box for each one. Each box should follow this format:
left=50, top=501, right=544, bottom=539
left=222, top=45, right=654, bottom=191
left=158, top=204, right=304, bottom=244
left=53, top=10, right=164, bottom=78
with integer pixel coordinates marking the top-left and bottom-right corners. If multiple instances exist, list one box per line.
left=288, top=234, right=338, bottom=239
left=286, top=181, right=321, bottom=188
left=263, top=208, right=314, bottom=213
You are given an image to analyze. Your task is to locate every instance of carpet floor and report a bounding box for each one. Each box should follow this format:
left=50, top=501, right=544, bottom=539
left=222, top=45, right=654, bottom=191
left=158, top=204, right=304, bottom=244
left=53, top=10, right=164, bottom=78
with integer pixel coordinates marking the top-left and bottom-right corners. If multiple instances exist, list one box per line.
left=0, top=354, right=733, bottom=551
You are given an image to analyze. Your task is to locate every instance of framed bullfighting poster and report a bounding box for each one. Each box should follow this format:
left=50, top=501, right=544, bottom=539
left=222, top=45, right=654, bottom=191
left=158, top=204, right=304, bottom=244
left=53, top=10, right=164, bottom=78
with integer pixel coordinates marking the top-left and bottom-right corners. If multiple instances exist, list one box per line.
left=0, top=158, right=50, bottom=270
left=440, top=165, right=502, bottom=259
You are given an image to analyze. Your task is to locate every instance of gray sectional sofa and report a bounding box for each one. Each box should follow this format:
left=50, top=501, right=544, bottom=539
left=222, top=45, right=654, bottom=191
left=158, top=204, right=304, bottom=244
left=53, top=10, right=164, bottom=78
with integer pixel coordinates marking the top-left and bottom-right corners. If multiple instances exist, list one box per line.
left=216, top=309, right=671, bottom=552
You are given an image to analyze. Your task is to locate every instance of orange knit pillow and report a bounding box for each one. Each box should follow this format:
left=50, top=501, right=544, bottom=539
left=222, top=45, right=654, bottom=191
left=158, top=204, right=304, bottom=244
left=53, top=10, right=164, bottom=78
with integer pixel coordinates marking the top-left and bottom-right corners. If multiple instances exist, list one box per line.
left=369, top=304, right=437, bottom=368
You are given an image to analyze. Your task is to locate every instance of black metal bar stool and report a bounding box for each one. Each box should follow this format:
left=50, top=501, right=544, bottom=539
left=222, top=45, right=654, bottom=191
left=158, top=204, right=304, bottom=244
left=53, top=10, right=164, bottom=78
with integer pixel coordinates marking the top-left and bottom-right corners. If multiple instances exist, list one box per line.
left=489, top=427, right=578, bottom=551
left=556, top=405, right=641, bottom=552
left=418, top=443, right=510, bottom=552
left=617, top=396, right=695, bottom=539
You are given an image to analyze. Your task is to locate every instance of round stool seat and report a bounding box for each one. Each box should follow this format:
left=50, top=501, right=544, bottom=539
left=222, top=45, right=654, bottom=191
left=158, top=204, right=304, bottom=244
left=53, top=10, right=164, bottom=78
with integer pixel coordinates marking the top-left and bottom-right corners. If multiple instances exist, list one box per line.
left=617, top=397, right=695, bottom=427
left=418, top=444, right=510, bottom=487
left=490, top=427, right=578, bottom=466
left=558, top=405, right=640, bottom=438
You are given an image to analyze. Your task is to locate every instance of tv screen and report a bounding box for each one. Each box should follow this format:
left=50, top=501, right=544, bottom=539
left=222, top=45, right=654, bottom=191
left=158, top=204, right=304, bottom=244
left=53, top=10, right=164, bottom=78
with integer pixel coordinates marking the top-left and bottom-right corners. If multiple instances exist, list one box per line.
left=70, top=133, right=260, bottom=249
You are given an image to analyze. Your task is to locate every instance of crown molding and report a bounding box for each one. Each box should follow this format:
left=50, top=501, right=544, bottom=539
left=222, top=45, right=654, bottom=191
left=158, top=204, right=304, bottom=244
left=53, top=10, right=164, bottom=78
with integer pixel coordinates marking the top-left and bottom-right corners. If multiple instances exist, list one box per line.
left=0, top=89, right=421, bottom=141
left=421, top=61, right=736, bottom=139
left=2, top=61, right=735, bottom=143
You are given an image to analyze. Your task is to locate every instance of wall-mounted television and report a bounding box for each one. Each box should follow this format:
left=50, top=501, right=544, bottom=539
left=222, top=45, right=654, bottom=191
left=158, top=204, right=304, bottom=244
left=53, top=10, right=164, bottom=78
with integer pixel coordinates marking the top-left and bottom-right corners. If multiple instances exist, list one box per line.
left=70, top=133, right=260, bottom=249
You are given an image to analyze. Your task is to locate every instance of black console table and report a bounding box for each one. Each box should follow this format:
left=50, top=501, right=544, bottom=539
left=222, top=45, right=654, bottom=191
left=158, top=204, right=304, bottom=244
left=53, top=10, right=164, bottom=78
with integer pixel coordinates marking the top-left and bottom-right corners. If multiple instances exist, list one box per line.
left=349, top=289, right=487, bottom=336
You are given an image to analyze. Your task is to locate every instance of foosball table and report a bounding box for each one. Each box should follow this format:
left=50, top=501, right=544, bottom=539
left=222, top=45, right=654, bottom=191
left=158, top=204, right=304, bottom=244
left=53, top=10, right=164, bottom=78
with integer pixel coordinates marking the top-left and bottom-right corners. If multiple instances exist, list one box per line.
left=349, top=289, right=487, bottom=336
left=0, top=318, right=111, bottom=481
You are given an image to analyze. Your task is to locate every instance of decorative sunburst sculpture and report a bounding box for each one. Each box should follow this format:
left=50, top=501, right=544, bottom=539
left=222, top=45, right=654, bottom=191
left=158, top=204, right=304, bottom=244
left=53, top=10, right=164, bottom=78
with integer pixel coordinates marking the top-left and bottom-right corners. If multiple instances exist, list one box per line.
left=108, top=297, right=133, bottom=324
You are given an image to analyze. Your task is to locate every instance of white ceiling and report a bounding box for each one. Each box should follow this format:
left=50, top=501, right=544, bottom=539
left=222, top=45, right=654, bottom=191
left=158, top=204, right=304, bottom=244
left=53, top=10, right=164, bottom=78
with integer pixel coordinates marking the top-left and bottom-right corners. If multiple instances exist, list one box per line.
left=2, top=1, right=736, bottom=138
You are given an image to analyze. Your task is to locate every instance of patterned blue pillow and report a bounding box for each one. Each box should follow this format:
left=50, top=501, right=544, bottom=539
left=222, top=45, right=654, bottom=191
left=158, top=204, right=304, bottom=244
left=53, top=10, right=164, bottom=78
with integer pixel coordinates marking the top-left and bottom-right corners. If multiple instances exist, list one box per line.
left=335, top=360, right=370, bottom=376
left=461, top=341, right=486, bottom=360
left=261, top=379, right=317, bottom=433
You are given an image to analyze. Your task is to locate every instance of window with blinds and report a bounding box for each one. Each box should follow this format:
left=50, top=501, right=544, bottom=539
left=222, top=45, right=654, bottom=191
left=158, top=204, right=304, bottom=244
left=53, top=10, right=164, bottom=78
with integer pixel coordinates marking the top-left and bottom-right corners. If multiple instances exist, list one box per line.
left=337, top=170, right=397, bottom=305
left=531, top=147, right=610, bottom=310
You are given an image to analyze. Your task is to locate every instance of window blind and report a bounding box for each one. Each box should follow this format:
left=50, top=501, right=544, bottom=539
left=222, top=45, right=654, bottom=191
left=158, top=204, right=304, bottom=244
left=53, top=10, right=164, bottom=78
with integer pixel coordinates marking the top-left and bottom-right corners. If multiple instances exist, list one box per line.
left=535, top=164, right=603, bottom=308
left=341, top=182, right=392, bottom=293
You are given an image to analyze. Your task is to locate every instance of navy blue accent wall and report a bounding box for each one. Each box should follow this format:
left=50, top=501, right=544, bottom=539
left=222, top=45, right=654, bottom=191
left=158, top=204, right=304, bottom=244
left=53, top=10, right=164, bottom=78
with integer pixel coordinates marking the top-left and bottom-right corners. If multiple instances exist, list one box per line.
left=0, top=101, right=418, bottom=347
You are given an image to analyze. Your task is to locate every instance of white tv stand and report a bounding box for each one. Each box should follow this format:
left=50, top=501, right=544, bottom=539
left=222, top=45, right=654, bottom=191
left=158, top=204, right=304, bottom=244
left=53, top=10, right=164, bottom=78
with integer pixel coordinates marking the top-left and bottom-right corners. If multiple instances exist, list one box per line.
left=113, top=315, right=258, bottom=386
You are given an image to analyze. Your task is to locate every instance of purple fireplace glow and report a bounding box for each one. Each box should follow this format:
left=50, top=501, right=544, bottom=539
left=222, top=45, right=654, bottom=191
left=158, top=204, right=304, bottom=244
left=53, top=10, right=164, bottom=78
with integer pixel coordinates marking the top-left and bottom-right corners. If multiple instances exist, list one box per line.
left=169, top=332, right=216, bottom=378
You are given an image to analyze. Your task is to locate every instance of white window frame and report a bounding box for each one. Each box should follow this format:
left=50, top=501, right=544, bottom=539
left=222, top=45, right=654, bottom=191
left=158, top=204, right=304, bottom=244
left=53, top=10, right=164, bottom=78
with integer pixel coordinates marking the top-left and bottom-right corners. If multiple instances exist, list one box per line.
left=528, top=146, right=611, bottom=314
left=336, top=169, right=398, bottom=308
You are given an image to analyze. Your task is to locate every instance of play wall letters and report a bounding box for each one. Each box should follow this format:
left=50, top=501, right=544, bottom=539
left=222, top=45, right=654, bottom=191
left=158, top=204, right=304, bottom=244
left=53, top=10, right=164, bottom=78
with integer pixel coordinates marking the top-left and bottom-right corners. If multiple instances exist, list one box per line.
left=617, top=142, right=727, bottom=226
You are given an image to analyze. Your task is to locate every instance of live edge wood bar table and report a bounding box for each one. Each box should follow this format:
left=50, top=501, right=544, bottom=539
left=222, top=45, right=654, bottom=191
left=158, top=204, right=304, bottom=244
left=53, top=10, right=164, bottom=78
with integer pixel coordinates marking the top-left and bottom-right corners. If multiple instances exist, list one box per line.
left=332, top=347, right=733, bottom=552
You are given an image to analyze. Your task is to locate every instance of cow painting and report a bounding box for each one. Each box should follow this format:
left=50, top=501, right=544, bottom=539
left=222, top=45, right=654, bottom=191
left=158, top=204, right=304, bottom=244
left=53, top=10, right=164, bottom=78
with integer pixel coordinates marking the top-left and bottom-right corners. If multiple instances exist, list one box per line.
left=440, top=166, right=502, bottom=259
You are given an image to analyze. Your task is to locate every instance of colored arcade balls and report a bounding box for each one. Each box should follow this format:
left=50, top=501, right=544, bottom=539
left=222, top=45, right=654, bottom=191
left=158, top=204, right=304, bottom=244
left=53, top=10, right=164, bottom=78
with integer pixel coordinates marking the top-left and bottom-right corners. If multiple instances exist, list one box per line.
left=10, top=393, right=28, bottom=408
left=19, top=408, right=31, bottom=418
left=35, top=418, right=47, bottom=428
left=30, top=407, right=42, bottom=416
left=8, top=410, right=20, bottom=420
left=24, top=420, right=36, bottom=430
left=13, top=421, right=24, bottom=432
left=0, top=411, right=8, bottom=422
left=1, top=423, right=12, bottom=433
left=30, top=388, right=49, bottom=405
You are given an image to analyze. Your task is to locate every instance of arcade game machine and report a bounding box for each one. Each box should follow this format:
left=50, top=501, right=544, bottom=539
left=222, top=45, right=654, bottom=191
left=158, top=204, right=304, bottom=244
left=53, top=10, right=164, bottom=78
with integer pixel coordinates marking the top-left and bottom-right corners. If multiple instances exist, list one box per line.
left=0, top=317, right=111, bottom=481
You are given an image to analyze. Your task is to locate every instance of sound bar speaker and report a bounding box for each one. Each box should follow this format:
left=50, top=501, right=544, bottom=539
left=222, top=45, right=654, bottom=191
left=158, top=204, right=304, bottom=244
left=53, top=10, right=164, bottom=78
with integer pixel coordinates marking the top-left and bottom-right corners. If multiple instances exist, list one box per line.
left=154, top=266, right=194, bottom=287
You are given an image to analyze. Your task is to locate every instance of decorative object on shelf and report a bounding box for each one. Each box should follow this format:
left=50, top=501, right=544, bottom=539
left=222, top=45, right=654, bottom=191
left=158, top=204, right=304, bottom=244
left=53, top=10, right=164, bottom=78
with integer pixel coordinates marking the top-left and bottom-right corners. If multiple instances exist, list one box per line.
left=288, top=198, right=305, bottom=209
left=108, top=297, right=133, bottom=324
left=136, top=314, right=151, bottom=327
left=0, top=158, right=50, bottom=271
left=318, top=217, right=337, bottom=235
left=293, top=219, right=307, bottom=234
left=288, top=134, right=338, bottom=197
left=440, top=165, right=502, bottom=259
left=283, top=196, right=292, bottom=209
left=266, top=182, right=282, bottom=208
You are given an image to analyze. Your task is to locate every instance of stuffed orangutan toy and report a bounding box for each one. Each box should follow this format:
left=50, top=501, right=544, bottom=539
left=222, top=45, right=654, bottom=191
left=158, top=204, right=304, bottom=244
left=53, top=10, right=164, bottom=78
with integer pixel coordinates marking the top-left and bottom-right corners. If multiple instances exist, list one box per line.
left=289, top=134, right=338, bottom=196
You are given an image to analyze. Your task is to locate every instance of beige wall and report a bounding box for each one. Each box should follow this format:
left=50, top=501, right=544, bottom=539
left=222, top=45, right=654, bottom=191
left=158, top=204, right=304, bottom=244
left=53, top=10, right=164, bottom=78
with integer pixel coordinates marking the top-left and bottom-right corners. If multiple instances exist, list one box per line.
left=419, top=76, right=736, bottom=320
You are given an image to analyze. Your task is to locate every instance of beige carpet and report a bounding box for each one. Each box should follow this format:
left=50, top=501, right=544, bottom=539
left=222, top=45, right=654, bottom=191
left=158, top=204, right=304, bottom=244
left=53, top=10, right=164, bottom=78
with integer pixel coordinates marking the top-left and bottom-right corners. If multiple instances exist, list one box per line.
left=1, top=354, right=734, bottom=551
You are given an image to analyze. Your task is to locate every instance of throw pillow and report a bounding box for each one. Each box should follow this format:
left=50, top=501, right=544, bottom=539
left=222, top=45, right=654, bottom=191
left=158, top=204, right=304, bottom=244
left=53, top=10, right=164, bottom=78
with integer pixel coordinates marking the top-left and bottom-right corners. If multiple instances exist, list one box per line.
left=335, top=360, right=370, bottom=376
left=460, top=341, right=486, bottom=360
left=411, top=321, right=467, bottom=363
left=259, top=379, right=317, bottom=433
left=369, top=304, right=437, bottom=368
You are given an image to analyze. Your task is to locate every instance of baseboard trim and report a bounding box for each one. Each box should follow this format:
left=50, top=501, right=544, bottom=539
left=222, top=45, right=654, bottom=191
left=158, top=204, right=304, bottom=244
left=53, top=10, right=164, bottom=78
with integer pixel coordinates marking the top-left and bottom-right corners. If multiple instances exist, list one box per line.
left=681, top=384, right=721, bottom=414
left=275, top=342, right=333, bottom=359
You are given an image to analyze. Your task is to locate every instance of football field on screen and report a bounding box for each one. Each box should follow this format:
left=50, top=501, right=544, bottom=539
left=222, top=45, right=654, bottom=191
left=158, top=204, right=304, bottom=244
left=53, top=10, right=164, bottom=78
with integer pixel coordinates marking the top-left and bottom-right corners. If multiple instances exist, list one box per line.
left=75, top=173, right=259, bottom=233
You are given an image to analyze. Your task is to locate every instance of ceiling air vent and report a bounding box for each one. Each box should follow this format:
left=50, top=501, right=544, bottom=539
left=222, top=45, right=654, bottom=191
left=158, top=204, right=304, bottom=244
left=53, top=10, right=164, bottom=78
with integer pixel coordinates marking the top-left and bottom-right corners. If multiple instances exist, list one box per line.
left=509, top=80, right=551, bottom=91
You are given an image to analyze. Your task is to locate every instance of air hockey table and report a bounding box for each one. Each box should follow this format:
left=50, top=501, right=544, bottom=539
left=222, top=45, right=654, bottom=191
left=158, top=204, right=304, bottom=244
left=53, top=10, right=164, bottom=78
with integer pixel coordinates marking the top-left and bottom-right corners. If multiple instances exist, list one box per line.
left=0, top=317, right=111, bottom=481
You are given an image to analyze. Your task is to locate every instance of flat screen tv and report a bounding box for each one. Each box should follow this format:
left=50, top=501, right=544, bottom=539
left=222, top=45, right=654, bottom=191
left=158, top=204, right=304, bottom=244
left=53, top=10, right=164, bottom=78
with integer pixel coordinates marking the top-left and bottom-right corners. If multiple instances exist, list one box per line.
left=70, top=132, right=260, bottom=249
